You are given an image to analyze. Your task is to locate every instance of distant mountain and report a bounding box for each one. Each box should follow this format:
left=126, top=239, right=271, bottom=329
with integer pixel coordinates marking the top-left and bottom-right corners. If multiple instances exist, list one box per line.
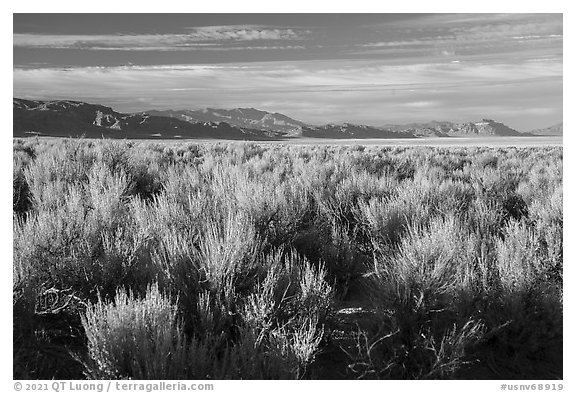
left=529, top=122, right=563, bottom=136
left=452, top=119, right=526, bottom=136
left=148, top=107, right=307, bottom=136
left=381, top=121, right=455, bottom=137
left=302, top=123, right=415, bottom=139
left=13, top=98, right=274, bottom=140
left=380, top=119, right=527, bottom=137
left=14, top=98, right=532, bottom=141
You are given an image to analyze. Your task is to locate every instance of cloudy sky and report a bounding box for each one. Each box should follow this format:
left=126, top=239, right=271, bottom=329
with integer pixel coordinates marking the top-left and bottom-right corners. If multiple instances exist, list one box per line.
left=13, top=13, right=562, bottom=130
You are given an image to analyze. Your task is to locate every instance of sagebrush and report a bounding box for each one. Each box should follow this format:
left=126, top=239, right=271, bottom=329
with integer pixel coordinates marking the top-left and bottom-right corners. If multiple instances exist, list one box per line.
left=13, top=138, right=562, bottom=379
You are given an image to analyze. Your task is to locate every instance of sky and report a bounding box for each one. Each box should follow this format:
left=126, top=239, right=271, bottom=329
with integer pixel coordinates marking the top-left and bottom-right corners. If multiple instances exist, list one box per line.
left=13, top=13, right=563, bottom=131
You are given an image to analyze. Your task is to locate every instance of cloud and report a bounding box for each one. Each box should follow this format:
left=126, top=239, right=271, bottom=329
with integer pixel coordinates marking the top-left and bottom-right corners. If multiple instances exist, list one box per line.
left=186, top=25, right=304, bottom=41
left=13, top=59, right=562, bottom=97
left=404, top=101, right=439, bottom=108
left=451, top=18, right=562, bottom=42
left=13, top=25, right=308, bottom=51
left=355, top=14, right=562, bottom=60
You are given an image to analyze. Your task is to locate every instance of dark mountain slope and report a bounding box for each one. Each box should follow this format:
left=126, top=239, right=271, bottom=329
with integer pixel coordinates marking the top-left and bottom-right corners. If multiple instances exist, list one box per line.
left=13, top=99, right=274, bottom=140
left=148, top=107, right=307, bottom=135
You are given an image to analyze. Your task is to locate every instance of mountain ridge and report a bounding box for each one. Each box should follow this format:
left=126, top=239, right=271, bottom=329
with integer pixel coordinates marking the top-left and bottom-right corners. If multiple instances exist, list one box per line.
left=380, top=119, right=530, bottom=137
left=148, top=107, right=308, bottom=136
left=13, top=98, right=277, bottom=140
left=529, top=122, right=563, bottom=136
left=14, top=98, right=549, bottom=140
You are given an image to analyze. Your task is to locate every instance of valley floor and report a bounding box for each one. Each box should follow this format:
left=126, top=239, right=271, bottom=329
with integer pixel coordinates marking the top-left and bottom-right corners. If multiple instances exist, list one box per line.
left=16, top=136, right=563, bottom=147
left=268, top=136, right=563, bottom=147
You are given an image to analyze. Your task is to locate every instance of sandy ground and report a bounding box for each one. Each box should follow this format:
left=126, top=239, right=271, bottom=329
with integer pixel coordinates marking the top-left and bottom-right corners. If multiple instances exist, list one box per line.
left=264, top=136, right=563, bottom=147
left=129, top=136, right=563, bottom=147
left=16, top=136, right=563, bottom=147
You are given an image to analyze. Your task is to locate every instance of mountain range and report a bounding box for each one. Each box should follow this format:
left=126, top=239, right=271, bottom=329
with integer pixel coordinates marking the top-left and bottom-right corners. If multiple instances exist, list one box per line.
left=147, top=107, right=308, bottom=136
left=13, top=98, right=271, bottom=140
left=13, top=98, right=560, bottom=140
left=528, top=122, right=563, bottom=136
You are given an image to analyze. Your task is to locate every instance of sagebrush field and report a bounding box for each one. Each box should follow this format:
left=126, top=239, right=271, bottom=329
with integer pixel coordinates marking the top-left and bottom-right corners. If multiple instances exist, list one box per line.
left=13, top=138, right=563, bottom=380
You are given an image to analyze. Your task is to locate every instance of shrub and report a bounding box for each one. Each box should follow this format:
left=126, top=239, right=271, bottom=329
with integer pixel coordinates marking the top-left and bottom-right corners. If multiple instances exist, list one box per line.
left=81, top=283, right=191, bottom=379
